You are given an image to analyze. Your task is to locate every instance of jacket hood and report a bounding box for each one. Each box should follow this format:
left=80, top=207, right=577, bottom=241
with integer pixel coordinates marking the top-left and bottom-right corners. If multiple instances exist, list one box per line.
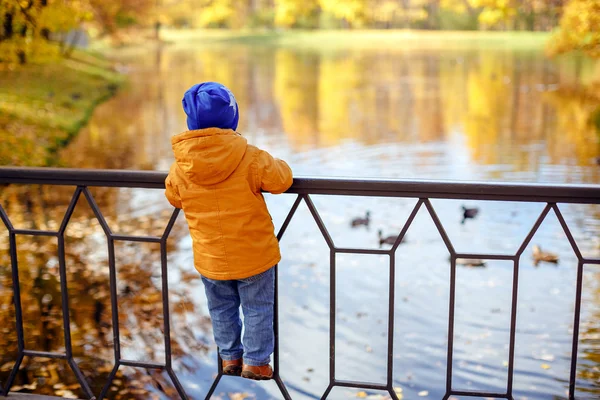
left=171, top=128, right=247, bottom=185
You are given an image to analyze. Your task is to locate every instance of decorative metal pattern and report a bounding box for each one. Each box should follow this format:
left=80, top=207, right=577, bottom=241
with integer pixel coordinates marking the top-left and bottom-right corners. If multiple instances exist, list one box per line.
left=0, top=167, right=599, bottom=400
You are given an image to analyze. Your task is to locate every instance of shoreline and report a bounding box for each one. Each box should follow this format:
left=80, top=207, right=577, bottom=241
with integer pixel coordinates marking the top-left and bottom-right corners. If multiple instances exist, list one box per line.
left=88, top=29, right=554, bottom=56
left=0, top=50, right=125, bottom=167
left=160, top=28, right=552, bottom=50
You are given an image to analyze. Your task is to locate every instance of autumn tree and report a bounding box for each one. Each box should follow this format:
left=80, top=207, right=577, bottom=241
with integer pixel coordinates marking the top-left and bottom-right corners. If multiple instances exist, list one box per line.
left=197, top=0, right=259, bottom=28
left=0, top=0, right=158, bottom=64
left=319, top=0, right=369, bottom=28
left=547, top=0, right=600, bottom=58
left=274, top=0, right=319, bottom=28
left=0, top=0, right=88, bottom=63
left=86, top=0, right=155, bottom=36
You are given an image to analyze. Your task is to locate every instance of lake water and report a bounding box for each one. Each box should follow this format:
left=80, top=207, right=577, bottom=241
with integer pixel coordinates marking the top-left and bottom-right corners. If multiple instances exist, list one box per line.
left=1, top=37, right=599, bottom=399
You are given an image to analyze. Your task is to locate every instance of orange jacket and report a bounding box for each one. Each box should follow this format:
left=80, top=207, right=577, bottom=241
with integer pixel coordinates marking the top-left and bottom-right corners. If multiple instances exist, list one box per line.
left=165, top=128, right=293, bottom=280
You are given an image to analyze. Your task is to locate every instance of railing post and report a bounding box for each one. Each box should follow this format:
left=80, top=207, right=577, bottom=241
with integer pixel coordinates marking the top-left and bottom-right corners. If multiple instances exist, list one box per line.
left=1, top=204, right=25, bottom=396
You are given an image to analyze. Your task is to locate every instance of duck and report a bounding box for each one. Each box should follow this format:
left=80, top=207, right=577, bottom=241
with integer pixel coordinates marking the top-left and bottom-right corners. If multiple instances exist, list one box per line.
left=462, top=206, right=479, bottom=224
left=532, top=245, right=559, bottom=265
left=351, top=211, right=370, bottom=228
left=378, top=229, right=405, bottom=247
left=456, top=258, right=486, bottom=268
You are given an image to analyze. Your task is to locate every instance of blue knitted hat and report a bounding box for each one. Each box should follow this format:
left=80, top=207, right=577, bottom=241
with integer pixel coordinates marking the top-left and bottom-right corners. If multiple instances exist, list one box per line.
left=182, top=82, right=239, bottom=131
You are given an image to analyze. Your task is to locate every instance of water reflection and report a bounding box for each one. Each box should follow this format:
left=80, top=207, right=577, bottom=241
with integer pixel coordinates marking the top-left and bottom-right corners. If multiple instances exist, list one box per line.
left=1, top=42, right=599, bottom=399
left=64, top=44, right=599, bottom=181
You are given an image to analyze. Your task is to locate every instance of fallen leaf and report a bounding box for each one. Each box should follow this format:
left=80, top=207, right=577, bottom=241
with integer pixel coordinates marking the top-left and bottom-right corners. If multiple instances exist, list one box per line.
left=0, top=362, right=13, bottom=371
left=357, top=391, right=368, bottom=398
left=541, top=364, right=551, bottom=370
left=418, top=390, right=429, bottom=397
left=55, top=389, right=78, bottom=399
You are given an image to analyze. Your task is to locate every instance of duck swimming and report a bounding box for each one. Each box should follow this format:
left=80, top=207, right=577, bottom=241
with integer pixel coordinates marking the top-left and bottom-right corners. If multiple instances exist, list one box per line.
left=532, top=245, right=559, bottom=265
left=456, top=258, right=486, bottom=268
left=351, top=211, right=370, bottom=228
left=378, top=229, right=405, bottom=247
left=462, top=206, right=479, bottom=224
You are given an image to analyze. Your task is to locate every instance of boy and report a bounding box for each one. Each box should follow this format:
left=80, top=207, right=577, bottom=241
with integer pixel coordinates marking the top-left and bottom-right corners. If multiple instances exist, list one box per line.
left=164, top=82, right=293, bottom=380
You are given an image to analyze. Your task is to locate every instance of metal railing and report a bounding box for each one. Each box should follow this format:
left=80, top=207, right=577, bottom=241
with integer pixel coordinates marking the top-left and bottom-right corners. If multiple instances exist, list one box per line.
left=0, top=167, right=599, bottom=400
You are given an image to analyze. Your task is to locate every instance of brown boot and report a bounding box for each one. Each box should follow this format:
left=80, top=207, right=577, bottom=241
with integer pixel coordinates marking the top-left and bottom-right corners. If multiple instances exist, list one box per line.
left=222, top=358, right=242, bottom=376
left=241, top=363, right=273, bottom=380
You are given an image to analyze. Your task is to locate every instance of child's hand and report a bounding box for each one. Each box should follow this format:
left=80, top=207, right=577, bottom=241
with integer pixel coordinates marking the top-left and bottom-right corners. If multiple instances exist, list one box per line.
left=258, top=151, right=293, bottom=194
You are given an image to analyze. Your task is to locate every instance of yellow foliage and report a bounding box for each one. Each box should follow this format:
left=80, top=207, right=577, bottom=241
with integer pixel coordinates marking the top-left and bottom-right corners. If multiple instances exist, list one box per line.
left=319, top=0, right=369, bottom=28
left=275, top=0, right=319, bottom=28
left=548, top=0, right=600, bottom=58
left=198, top=0, right=236, bottom=27
left=370, top=0, right=401, bottom=24
left=0, top=0, right=120, bottom=63
left=441, top=0, right=470, bottom=14
left=471, top=0, right=518, bottom=28
left=39, top=0, right=91, bottom=32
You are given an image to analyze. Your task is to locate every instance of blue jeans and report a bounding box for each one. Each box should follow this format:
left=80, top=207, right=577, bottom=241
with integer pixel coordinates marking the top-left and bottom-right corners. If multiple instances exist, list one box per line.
left=201, top=267, right=275, bottom=366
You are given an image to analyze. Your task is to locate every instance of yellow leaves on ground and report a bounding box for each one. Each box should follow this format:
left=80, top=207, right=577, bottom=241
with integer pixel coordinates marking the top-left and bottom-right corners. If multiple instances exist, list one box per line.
left=0, top=48, right=123, bottom=166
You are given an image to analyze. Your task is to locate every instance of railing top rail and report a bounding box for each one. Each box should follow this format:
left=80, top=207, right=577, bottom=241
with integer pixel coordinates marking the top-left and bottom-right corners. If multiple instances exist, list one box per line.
left=0, top=166, right=599, bottom=203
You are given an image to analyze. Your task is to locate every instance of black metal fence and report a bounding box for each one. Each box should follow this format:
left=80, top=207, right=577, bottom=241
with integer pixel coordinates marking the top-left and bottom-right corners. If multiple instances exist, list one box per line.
left=0, top=167, right=599, bottom=400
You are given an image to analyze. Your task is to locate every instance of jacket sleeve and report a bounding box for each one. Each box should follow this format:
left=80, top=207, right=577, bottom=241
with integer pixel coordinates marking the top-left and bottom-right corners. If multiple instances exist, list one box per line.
left=258, top=150, right=293, bottom=194
left=165, top=165, right=182, bottom=209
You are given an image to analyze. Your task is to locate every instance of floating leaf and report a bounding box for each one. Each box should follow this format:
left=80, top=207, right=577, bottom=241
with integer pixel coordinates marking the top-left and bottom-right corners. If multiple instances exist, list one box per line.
left=393, top=387, right=404, bottom=399
left=357, top=391, right=368, bottom=398
left=418, top=390, right=429, bottom=397
left=534, top=354, right=555, bottom=362
left=541, top=363, right=551, bottom=370
left=229, top=393, right=250, bottom=400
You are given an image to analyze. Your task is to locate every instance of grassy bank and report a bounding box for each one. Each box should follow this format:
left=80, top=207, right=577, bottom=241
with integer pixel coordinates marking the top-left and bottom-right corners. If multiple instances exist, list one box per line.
left=158, top=29, right=552, bottom=51
left=0, top=50, right=124, bottom=166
